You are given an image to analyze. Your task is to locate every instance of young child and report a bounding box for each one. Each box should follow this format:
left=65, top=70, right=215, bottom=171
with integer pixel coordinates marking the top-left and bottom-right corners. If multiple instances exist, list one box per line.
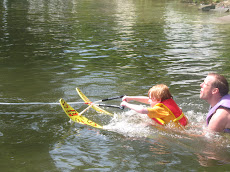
left=120, top=84, right=188, bottom=128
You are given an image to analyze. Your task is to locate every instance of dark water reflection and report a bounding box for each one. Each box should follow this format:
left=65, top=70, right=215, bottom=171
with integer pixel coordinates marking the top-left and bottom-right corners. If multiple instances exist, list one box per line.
left=1, top=0, right=230, bottom=171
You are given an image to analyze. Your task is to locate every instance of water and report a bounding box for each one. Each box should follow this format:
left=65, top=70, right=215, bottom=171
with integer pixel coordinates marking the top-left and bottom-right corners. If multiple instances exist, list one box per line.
left=1, top=0, right=230, bottom=171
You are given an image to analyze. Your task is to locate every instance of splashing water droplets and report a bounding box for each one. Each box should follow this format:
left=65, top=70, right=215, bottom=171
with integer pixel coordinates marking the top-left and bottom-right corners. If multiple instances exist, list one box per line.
left=103, top=110, right=158, bottom=138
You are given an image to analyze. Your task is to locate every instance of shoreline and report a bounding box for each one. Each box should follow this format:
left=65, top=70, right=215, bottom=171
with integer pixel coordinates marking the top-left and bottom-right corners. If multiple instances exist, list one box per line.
left=197, top=0, right=230, bottom=23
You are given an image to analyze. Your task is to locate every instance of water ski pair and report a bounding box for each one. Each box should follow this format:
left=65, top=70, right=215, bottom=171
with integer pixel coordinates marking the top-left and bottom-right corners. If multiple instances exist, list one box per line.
left=59, top=88, right=124, bottom=129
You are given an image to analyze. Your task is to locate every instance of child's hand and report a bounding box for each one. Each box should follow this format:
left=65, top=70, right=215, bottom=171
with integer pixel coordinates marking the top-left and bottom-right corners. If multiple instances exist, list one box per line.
left=120, top=101, right=128, bottom=107
left=122, top=96, right=129, bottom=102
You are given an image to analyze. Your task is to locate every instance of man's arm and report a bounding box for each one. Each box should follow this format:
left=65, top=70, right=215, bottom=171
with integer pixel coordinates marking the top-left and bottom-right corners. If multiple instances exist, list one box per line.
left=207, top=108, right=230, bottom=132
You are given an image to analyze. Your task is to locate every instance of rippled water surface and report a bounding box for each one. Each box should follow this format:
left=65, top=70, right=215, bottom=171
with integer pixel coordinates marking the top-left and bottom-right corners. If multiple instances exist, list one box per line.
left=1, top=0, right=230, bottom=171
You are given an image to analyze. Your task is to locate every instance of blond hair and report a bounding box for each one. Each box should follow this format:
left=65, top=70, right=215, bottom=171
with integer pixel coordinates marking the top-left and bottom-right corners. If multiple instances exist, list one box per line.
left=148, top=84, right=172, bottom=101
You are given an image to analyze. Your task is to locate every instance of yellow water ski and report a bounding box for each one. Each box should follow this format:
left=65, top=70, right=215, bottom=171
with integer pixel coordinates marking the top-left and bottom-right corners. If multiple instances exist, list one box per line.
left=76, top=88, right=114, bottom=116
left=59, top=98, right=103, bottom=129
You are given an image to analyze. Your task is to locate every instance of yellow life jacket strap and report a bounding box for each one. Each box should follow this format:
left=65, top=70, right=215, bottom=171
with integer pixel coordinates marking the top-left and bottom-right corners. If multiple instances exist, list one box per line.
left=173, top=112, right=185, bottom=122
left=154, top=118, right=165, bottom=125
left=156, top=103, right=184, bottom=125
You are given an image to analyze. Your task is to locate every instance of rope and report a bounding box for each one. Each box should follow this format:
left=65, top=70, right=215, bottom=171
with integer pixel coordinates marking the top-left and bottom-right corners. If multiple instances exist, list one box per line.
left=0, top=102, right=85, bottom=105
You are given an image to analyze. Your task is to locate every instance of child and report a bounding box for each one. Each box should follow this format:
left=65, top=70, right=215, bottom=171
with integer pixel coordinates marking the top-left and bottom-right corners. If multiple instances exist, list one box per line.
left=120, top=84, right=188, bottom=128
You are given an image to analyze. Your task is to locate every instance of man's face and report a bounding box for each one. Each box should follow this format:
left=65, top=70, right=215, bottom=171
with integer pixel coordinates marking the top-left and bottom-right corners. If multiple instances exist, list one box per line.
left=200, top=75, right=215, bottom=101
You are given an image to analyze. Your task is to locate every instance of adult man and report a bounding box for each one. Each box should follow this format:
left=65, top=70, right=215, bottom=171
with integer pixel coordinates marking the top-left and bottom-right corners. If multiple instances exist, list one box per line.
left=200, top=73, right=230, bottom=133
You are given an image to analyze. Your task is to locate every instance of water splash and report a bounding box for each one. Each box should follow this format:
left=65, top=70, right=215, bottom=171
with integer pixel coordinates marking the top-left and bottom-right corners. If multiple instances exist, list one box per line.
left=104, top=110, right=156, bottom=138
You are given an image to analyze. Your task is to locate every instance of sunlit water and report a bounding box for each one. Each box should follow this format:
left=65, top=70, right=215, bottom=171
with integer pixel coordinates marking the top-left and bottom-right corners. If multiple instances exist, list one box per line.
left=1, top=0, right=230, bottom=171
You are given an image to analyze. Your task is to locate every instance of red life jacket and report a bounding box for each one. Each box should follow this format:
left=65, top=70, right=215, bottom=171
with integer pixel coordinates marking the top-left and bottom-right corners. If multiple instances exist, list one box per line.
left=152, top=98, right=188, bottom=127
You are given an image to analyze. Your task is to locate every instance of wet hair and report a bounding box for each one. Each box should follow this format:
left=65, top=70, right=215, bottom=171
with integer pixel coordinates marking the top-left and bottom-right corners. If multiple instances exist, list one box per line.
left=148, top=84, right=172, bottom=102
left=209, top=73, right=229, bottom=96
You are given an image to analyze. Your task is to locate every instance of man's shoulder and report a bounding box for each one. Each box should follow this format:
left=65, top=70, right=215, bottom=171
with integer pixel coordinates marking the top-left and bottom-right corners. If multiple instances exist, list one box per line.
left=215, top=107, right=230, bottom=117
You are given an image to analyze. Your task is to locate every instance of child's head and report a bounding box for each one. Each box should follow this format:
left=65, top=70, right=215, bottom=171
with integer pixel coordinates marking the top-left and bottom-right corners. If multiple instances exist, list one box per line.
left=148, top=84, right=172, bottom=102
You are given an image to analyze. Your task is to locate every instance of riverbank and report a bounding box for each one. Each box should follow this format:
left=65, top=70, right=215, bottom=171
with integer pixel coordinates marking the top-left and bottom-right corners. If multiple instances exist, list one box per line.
left=199, top=0, right=230, bottom=12
left=198, top=0, right=230, bottom=23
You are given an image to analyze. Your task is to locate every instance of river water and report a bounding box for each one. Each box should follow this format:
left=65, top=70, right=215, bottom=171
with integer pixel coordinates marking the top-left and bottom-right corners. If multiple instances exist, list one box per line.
left=1, top=0, right=230, bottom=171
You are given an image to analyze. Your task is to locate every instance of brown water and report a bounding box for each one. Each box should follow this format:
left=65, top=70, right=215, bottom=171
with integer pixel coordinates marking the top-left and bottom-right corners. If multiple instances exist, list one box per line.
left=1, top=0, right=230, bottom=171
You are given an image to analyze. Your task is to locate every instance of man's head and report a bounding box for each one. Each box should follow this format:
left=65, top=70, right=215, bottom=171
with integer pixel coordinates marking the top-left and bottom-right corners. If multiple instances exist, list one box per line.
left=208, top=73, right=229, bottom=97
left=200, top=73, right=229, bottom=102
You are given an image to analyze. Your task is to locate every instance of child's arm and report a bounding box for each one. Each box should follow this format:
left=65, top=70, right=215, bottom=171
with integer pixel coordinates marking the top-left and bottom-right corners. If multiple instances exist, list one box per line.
left=122, top=96, right=149, bottom=104
left=120, top=101, right=148, bottom=114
